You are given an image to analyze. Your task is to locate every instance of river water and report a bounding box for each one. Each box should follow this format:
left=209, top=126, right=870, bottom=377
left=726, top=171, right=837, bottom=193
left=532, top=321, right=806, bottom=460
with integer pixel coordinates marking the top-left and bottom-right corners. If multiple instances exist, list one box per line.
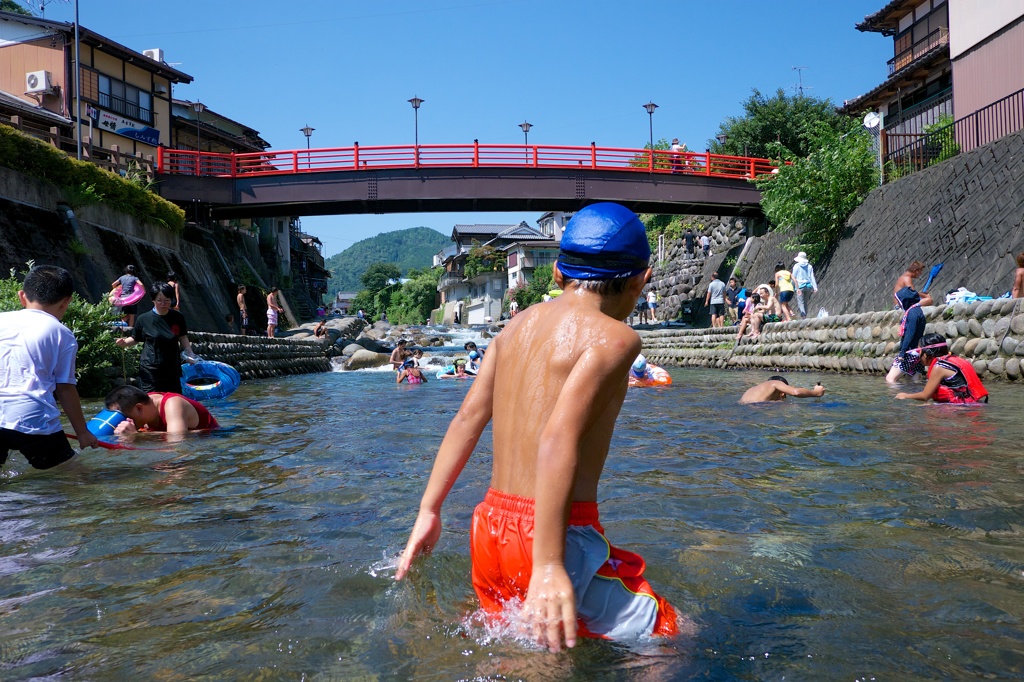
left=2, top=359, right=1023, bottom=680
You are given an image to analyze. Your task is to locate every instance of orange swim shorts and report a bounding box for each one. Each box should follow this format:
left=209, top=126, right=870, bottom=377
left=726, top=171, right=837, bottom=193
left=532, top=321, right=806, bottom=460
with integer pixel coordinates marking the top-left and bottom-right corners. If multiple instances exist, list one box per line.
left=470, top=488, right=679, bottom=640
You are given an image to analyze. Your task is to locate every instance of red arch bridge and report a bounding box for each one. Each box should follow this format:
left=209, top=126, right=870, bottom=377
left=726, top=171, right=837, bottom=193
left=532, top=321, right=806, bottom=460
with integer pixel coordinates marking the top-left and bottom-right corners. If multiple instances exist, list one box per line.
left=156, top=143, right=781, bottom=220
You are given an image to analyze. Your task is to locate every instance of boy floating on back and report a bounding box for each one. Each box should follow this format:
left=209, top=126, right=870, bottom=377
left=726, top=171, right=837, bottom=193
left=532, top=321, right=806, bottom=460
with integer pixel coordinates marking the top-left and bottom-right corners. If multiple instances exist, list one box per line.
left=395, top=203, right=679, bottom=651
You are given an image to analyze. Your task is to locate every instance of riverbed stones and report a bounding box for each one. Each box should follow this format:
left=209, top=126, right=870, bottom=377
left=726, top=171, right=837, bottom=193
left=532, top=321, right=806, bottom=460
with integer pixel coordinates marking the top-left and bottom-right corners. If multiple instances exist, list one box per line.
left=1002, top=336, right=1020, bottom=355
left=1012, top=315, right=1024, bottom=335
left=988, top=358, right=1005, bottom=376
left=1006, top=358, right=1020, bottom=379
left=345, top=349, right=390, bottom=370
left=968, top=318, right=983, bottom=337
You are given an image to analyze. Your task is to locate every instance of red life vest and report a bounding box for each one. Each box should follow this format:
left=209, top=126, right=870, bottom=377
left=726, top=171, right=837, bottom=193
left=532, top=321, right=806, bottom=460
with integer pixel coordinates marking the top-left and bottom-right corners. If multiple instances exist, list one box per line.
left=928, top=355, right=988, bottom=404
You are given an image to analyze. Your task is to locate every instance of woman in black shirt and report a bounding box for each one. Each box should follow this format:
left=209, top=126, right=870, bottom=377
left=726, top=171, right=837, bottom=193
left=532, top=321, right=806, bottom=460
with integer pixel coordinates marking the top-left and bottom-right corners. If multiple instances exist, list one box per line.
left=115, top=282, right=196, bottom=393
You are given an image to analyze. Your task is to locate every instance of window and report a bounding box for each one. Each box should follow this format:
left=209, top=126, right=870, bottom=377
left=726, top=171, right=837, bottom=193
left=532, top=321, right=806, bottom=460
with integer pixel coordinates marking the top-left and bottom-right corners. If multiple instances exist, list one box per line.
left=508, top=252, right=518, bottom=268
left=97, top=74, right=153, bottom=124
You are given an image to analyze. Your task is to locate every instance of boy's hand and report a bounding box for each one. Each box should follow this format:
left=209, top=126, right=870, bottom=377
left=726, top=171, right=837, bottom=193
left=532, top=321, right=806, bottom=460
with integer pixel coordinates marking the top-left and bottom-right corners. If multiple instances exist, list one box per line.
left=395, top=509, right=441, bottom=580
left=895, top=392, right=909, bottom=400
left=76, top=431, right=100, bottom=449
left=115, top=337, right=132, bottom=348
left=522, top=564, right=577, bottom=652
left=114, top=418, right=138, bottom=435
left=812, top=384, right=825, bottom=397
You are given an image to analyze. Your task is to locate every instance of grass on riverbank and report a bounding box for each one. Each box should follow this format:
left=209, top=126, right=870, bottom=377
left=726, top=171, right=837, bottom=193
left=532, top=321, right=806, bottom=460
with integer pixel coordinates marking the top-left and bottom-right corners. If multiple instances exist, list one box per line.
left=0, top=124, right=185, bottom=233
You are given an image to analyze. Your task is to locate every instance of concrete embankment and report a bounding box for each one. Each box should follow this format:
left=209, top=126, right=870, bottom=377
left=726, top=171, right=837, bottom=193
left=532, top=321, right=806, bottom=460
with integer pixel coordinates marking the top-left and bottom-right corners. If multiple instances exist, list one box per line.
left=188, top=332, right=333, bottom=379
left=641, top=298, right=1024, bottom=382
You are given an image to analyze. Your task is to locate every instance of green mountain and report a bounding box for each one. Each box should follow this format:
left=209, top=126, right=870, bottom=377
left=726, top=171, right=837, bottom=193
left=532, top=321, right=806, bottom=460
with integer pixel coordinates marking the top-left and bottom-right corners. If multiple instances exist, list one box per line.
left=326, top=227, right=450, bottom=293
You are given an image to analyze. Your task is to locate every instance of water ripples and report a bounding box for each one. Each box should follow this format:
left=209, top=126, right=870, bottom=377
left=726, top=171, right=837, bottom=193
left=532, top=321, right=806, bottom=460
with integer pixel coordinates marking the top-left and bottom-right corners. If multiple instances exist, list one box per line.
left=1, top=368, right=1023, bottom=679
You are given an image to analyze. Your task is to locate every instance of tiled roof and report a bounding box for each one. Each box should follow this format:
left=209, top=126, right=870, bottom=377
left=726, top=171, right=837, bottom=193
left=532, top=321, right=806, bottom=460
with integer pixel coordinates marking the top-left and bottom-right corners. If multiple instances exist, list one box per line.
left=839, top=45, right=949, bottom=114
left=856, top=0, right=917, bottom=35
left=0, top=89, right=72, bottom=125
left=0, top=10, right=194, bottom=82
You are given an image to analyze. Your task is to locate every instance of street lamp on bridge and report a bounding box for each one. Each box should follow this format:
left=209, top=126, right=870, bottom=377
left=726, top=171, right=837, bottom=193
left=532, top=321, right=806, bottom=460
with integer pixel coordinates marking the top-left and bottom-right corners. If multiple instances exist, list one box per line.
left=408, top=96, right=424, bottom=147
left=642, top=101, right=658, bottom=151
left=300, top=124, right=315, bottom=170
left=192, top=101, right=206, bottom=174
left=519, top=120, right=532, bottom=163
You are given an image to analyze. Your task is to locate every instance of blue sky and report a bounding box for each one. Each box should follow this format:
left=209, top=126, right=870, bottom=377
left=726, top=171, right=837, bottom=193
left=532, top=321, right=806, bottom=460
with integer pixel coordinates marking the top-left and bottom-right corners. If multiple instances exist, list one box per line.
left=38, top=0, right=892, bottom=258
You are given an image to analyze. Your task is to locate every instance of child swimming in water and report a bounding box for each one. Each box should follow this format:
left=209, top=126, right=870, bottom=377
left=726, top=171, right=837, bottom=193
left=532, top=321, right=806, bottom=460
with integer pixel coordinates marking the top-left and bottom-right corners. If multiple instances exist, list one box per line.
left=739, top=376, right=825, bottom=404
left=396, top=203, right=679, bottom=651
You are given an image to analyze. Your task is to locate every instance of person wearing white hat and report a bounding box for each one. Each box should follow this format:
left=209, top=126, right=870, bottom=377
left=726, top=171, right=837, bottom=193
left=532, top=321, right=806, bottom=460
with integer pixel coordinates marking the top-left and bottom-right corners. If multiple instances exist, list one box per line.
left=791, top=252, right=818, bottom=319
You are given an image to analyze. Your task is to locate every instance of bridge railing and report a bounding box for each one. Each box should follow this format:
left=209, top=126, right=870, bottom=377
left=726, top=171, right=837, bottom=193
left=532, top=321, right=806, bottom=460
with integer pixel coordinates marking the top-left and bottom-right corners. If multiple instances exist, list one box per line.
left=158, top=143, right=781, bottom=181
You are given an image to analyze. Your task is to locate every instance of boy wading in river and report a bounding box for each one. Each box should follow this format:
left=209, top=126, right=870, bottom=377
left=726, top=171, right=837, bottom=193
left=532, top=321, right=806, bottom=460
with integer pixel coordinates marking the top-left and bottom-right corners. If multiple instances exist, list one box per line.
left=396, top=203, right=680, bottom=651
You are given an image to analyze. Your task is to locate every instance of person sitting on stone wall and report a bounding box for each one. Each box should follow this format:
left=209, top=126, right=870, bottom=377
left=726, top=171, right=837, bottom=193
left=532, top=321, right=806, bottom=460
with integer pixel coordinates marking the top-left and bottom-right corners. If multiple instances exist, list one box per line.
left=735, top=292, right=761, bottom=340
left=749, top=285, right=782, bottom=338
left=893, top=261, right=933, bottom=308
left=1012, top=252, right=1024, bottom=299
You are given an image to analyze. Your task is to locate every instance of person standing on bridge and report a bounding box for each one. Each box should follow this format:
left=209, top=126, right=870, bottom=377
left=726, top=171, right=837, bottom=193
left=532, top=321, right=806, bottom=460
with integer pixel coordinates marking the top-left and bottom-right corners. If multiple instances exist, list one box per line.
left=670, top=138, right=686, bottom=173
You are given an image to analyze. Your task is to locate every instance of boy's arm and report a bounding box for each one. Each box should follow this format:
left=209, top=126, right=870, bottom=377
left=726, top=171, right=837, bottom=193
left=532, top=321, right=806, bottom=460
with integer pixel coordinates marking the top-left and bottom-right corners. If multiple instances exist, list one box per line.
left=395, top=337, right=498, bottom=580
left=775, top=381, right=825, bottom=399
left=54, top=383, right=99, bottom=449
left=525, top=331, right=640, bottom=652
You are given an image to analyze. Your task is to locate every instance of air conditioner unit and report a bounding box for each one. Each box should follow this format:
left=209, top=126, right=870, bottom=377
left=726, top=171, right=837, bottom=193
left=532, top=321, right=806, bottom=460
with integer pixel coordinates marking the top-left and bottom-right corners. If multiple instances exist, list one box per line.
left=143, top=48, right=165, bottom=63
left=154, top=84, right=168, bottom=95
left=25, top=70, right=53, bottom=95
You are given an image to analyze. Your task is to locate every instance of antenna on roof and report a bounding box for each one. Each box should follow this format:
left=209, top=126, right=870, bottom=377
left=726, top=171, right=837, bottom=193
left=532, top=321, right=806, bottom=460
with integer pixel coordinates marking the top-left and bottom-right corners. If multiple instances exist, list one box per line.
left=35, top=0, right=69, bottom=18
left=792, top=66, right=812, bottom=96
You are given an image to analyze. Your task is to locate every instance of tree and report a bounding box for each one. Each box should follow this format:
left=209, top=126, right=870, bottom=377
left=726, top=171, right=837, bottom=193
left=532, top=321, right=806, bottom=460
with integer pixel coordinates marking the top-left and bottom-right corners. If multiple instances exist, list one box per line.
left=387, top=267, right=442, bottom=324
left=755, top=117, right=878, bottom=262
left=709, top=89, right=846, bottom=159
left=0, top=1, right=31, bottom=15
left=463, top=242, right=504, bottom=279
left=360, top=262, right=401, bottom=292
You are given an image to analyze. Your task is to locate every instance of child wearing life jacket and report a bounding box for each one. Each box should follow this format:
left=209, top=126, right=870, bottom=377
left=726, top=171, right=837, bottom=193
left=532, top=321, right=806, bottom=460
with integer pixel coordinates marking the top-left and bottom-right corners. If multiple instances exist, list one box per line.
left=895, top=333, right=989, bottom=404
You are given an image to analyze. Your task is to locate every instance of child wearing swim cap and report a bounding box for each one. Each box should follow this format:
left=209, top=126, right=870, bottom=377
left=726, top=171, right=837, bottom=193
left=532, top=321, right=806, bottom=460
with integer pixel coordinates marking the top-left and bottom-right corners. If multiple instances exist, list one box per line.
left=397, top=203, right=682, bottom=651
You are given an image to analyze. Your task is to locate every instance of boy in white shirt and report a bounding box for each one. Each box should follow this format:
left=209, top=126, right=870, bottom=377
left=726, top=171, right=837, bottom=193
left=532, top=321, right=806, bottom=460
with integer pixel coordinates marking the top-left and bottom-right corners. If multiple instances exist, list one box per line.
left=0, top=265, right=98, bottom=469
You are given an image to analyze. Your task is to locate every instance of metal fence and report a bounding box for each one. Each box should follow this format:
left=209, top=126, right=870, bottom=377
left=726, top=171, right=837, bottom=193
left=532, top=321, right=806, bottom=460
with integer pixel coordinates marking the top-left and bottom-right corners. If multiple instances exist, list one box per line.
left=882, top=86, right=1024, bottom=182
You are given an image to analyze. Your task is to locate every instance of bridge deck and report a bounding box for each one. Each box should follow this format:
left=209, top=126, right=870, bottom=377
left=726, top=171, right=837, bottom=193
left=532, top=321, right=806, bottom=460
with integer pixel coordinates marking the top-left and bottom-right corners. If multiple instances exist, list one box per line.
left=157, top=143, right=779, bottom=218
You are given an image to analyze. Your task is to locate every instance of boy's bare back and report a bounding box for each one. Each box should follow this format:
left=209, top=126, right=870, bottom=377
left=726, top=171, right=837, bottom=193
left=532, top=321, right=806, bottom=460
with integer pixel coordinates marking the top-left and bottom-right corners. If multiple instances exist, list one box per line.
left=485, top=291, right=640, bottom=502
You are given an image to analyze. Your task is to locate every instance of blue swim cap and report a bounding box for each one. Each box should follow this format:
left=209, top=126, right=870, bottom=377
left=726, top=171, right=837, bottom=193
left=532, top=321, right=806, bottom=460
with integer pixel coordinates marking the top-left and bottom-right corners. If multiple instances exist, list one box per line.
left=631, top=355, right=648, bottom=375
left=557, top=203, right=651, bottom=280
left=469, top=351, right=479, bottom=360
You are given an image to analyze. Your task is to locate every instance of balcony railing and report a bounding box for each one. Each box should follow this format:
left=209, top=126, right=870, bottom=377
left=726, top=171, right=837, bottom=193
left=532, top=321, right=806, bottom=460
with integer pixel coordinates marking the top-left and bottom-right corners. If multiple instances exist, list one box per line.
left=98, top=93, right=152, bottom=125
left=437, top=274, right=465, bottom=290
left=885, top=90, right=953, bottom=135
left=888, top=27, right=949, bottom=75
left=883, top=85, right=1024, bottom=181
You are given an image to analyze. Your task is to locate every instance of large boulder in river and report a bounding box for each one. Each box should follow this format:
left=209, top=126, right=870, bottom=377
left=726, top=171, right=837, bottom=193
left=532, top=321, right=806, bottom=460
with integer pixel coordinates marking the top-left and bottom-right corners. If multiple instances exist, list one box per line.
left=343, top=343, right=365, bottom=355
left=354, top=336, right=388, bottom=352
left=345, top=349, right=390, bottom=370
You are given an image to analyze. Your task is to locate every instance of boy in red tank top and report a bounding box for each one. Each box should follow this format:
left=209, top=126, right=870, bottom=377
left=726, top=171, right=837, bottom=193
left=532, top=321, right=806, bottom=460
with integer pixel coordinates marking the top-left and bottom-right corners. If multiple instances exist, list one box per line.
left=104, top=385, right=219, bottom=434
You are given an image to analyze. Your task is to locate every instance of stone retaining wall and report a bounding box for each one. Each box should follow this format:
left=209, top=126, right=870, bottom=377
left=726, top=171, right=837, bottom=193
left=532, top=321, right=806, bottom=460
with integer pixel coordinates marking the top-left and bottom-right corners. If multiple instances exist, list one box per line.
left=188, top=332, right=332, bottom=379
left=640, top=298, right=1024, bottom=382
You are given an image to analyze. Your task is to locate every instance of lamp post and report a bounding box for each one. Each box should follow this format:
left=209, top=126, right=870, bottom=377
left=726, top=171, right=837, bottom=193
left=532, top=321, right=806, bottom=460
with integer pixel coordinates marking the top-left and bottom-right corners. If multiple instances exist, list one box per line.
left=643, top=101, right=658, bottom=150
left=74, top=0, right=81, bottom=160
left=300, top=124, right=314, bottom=170
left=408, top=96, right=424, bottom=147
left=192, top=101, right=206, bottom=174
left=519, top=120, right=532, bottom=164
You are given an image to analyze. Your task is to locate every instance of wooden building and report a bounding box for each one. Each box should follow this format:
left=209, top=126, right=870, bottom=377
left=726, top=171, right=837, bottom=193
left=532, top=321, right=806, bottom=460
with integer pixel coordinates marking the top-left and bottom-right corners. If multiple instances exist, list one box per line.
left=0, top=9, right=192, bottom=165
